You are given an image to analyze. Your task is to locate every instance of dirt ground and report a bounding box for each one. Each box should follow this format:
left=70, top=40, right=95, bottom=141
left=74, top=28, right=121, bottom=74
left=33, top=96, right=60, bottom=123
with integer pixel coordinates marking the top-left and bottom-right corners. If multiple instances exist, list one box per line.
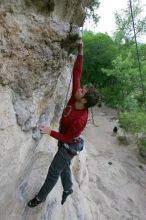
left=82, top=105, right=146, bottom=220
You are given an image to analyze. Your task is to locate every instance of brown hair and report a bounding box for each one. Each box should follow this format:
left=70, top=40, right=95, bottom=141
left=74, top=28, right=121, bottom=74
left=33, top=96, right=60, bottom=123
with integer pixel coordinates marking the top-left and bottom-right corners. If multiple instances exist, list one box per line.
left=83, top=86, right=100, bottom=108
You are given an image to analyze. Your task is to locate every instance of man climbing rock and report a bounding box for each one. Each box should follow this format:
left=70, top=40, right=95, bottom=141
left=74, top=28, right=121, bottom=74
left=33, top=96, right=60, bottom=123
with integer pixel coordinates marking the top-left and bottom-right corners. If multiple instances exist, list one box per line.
left=28, top=40, right=100, bottom=208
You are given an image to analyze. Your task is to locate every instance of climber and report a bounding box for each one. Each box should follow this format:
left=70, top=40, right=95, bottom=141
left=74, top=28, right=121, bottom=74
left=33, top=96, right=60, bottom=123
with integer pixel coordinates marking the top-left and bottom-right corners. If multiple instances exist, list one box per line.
left=28, top=40, right=100, bottom=208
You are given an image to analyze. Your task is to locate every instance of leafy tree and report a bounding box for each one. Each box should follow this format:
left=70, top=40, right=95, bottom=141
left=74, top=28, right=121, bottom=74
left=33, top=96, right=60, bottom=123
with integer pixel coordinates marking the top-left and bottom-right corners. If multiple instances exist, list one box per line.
left=114, top=0, right=146, bottom=46
left=84, top=0, right=100, bottom=25
left=81, top=1, right=146, bottom=156
left=101, top=51, right=142, bottom=110
left=82, top=31, right=118, bottom=87
left=100, top=0, right=146, bottom=110
left=119, top=111, right=146, bottom=134
left=139, top=44, right=146, bottom=60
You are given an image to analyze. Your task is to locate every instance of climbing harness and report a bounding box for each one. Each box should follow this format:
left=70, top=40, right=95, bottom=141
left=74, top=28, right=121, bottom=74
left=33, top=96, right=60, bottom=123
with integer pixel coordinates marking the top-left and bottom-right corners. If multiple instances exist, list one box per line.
left=58, top=137, right=84, bottom=157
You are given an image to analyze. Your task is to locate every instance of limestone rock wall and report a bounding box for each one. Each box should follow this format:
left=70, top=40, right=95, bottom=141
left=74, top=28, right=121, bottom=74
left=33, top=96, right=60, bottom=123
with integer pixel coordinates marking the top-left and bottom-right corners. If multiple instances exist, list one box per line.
left=1, top=3, right=146, bottom=218
left=0, top=1, right=91, bottom=219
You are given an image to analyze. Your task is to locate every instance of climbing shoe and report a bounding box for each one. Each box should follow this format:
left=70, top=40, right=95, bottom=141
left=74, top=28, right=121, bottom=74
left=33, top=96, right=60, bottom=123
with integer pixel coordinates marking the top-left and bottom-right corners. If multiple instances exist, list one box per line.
left=61, top=189, right=73, bottom=205
left=28, top=196, right=45, bottom=208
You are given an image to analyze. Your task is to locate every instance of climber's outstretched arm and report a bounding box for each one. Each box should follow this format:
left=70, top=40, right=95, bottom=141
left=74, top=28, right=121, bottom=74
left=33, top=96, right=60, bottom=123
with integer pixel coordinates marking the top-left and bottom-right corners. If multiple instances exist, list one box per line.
left=39, top=118, right=85, bottom=143
left=71, top=41, right=83, bottom=96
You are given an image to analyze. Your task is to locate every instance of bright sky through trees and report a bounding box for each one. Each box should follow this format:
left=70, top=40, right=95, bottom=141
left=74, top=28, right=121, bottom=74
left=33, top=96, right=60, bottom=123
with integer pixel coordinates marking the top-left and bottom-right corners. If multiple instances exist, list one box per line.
left=84, top=0, right=146, bottom=42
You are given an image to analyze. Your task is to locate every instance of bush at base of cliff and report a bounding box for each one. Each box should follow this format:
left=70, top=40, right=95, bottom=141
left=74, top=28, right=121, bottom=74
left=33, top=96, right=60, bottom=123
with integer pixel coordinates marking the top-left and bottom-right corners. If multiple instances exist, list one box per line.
left=119, top=111, right=146, bottom=157
left=138, top=138, right=146, bottom=158
left=119, top=111, right=146, bottom=134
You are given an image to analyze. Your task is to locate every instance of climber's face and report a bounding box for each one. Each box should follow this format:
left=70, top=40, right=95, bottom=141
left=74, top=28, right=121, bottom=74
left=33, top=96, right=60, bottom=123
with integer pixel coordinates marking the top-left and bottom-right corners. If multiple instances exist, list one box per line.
left=74, top=86, right=88, bottom=102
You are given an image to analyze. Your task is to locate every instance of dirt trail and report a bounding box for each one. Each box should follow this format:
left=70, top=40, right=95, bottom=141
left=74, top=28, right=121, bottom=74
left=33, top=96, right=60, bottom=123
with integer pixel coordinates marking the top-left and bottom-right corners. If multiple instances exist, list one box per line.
left=82, top=105, right=146, bottom=220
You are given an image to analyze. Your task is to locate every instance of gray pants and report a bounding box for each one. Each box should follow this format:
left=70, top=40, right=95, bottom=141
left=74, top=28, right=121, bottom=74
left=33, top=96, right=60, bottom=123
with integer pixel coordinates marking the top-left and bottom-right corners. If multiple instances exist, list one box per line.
left=37, top=146, right=73, bottom=200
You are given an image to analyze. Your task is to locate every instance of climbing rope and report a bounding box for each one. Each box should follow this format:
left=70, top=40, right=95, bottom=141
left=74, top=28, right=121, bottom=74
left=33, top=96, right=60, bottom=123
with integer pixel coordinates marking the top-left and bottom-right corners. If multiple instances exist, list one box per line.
left=129, top=0, right=146, bottom=111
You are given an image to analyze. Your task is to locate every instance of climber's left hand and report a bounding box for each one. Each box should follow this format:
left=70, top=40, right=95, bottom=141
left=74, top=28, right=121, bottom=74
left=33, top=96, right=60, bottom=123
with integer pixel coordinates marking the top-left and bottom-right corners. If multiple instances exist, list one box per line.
left=39, top=125, right=51, bottom=135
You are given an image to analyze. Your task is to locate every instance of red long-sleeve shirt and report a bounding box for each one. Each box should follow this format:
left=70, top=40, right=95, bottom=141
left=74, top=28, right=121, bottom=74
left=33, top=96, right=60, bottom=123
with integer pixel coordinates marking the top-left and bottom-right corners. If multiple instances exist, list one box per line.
left=50, top=55, right=88, bottom=143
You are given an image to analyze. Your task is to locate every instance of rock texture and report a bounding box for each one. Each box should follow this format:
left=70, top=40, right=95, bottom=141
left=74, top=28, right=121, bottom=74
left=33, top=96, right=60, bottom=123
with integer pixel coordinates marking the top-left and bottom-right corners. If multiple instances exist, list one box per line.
left=0, top=0, right=86, bottom=219
left=0, top=0, right=85, bottom=131
left=83, top=106, right=146, bottom=220
left=1, top=1, right=146, bottom=220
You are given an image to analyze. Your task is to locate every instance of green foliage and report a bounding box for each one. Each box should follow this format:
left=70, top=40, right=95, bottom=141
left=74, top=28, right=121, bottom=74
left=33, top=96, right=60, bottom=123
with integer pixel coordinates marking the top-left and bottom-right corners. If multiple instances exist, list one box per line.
left=101, top=87, right=139, bottom=110
left=82, top=31, right=118, bottom=87
left=114, top=0, right=146, bottom=46
left=101, top=52, right=142, bottom=110
left=82, top=30, right=146, bottom=111
left=119, top=111, right=146, bottom=134
left=100, top=86, right=119, bottom=107
left=82, top=1, right=146, bottom=157
left=139, top=138, right=146, bottom=147
left=138, top=137, right=146, bottom=157
left=139, top=44, right=146, bottom=60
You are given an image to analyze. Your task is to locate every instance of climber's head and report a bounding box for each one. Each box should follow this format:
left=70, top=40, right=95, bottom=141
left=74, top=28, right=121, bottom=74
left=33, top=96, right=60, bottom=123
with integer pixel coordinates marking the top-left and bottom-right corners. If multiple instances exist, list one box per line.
left=75, top=85, right=100, bottom=108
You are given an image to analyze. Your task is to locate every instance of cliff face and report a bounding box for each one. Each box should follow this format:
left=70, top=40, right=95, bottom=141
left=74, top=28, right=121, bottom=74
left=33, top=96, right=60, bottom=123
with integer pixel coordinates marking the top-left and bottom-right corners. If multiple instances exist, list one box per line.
left=0, top=1, right=88, bottom=219
left=1, top=1, right=146, bottom=220
left=0, top=0, right=86, bottom=131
